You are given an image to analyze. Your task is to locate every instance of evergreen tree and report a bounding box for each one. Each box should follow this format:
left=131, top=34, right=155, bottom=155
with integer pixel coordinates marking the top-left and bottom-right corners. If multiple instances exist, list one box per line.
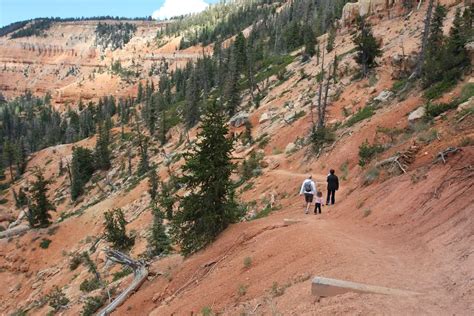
left=104, top=208, right=134, bottom=250
left=94, top=121, right=111, bottom=170
left=303, top=24, right=316, bottom=59
left=327, top=25, right=336, bottom=53
left=137, top=81, right=143, bottom=103
left=422, top=4, right=447, bottom=87
left=184, top=71, right=200, bottom=128
left=157, top=180, right=176, bottom=220
left=148, top=207, right=171, bottom=257
left=444, top=7, right=470, bottom=83
left=71, top=147, right=96, bottom=201
left=16, top=187, right=28, bottom=208
left=171, top=101, right=241, bottom=255
left=3, top=139, right=15, bottom=181
left=27, top=169, right=55, bottom=228
left=148, top=168, right=159, bottom=202
left=137, top=137, right=149, bottom=177
left=352, top=16, right=382, bottom=77
left=15, top=137, right=27, bottom=176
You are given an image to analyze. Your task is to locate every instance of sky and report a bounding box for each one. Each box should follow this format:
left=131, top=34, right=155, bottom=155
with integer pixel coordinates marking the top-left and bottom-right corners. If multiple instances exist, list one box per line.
left=0, top=0, right=219, bottom=27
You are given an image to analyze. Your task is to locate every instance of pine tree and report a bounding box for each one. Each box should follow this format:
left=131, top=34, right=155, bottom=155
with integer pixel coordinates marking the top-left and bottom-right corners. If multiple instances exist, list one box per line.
left=3, top=139, right=15, bottom=181
left=327, top=25, right=336, bottom=53
left=184, top=71, right=200, bottom=128
left=71, top=147, right=96, bottom=201
left=303, top=24, right=316, bottom=60
left=27, top=168, right=55, bottom=228
left=422, top=4, right=447, bottom=87
left=94, top=121, right=111, bottom=170
left=157, top=180, right=176, bottom=220
left=104, top=208, right=134, bottom=250
left=137, top=137, right=149, bottom=177
left=16, top=187, right=28, bottom=208
left=171, top=101, right=241, bottom=255
left=444, top=8, right=470, bottom=83
left=137, top=81, right=143, bottom=103
left=148, top=168, right=159, bottom=202
left=148, top=207, right=171, bottom=257
left=352, top=16, right=382, bottom=77
left=15, top=137, right=27, bottom=176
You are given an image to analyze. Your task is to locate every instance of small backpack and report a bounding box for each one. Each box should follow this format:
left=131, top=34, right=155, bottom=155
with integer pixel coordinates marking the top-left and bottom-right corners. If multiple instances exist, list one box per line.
left=304, top=181, right=312, bottom=192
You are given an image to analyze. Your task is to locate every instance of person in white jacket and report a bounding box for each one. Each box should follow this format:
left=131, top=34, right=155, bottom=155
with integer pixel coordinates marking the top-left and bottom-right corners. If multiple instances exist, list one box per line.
left=299, top=176, right=317, bottom=214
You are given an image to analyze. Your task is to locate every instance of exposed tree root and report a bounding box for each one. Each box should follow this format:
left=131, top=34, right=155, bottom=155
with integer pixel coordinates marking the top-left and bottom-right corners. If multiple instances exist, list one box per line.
left=375, top=144, right=420, bottom=174
left=434, top=147, right=461, bottom=164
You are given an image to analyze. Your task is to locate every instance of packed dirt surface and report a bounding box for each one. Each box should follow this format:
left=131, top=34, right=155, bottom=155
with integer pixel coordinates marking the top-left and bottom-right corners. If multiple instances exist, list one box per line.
left=0, top=0, right=473, bottom=315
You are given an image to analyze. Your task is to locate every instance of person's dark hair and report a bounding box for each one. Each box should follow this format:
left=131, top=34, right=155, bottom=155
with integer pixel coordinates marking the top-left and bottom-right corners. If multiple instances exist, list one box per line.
left=308, top=175, right=312, bottom=179
left=317, top=191, right=322, bottom=197
left=330, top=169, right=335, bottom=175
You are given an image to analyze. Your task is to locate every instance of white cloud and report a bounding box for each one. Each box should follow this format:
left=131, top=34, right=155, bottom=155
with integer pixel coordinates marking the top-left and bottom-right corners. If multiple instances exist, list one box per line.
left=152, top=0, right=209, bottom=20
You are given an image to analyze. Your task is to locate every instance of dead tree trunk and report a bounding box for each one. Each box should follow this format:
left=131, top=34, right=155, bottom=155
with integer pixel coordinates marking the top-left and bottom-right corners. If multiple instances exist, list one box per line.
left=317, top=47, right=326, bottom=129
left=411, top=0, right=434, bottom=79
left=97, top=249, right=149, bottom=316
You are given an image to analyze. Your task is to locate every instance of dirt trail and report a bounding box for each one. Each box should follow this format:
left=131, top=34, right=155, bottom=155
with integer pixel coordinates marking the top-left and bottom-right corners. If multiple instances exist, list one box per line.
left=120, top=196, right=466, bottom=315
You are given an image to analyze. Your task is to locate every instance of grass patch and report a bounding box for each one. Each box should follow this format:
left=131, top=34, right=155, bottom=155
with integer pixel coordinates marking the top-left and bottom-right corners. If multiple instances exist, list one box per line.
left=243, top=256, right=252, bottom=269
left=270, top=282, right=286, bottom=297
left=345, top=106, right=376, bottom=127
left=201, top=306, right=215, bottom=316
left=255, top=55, right=295, bottom=84
left=391, top=78, right=409, bottom=93
left=363, top=208, right=372, bottom=217
left=251, top=203, right=282, bottom=220
left=237, top=284, right=248, bottom=297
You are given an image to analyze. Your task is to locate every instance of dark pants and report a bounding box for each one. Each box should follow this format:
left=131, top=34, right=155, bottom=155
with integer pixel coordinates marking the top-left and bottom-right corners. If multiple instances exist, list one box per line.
left=327, top=189, right=336, bottom=205
left=314, top=203, right=322, bottom=214
left=304, top=193, right=314, bottom=203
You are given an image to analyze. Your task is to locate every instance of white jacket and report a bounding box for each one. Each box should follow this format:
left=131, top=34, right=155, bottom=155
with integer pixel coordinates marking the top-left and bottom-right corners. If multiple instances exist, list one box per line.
left=300, top=179, right=316, bottom=195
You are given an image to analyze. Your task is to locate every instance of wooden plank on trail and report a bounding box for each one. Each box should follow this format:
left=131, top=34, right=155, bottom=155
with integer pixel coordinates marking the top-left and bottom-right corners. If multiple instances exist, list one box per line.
left=312, top=276, right=421, bottom=297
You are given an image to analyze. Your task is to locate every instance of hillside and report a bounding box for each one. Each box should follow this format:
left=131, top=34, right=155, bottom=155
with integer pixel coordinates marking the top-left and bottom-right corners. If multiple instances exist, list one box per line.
left=0, top=0, right=473, bottom=315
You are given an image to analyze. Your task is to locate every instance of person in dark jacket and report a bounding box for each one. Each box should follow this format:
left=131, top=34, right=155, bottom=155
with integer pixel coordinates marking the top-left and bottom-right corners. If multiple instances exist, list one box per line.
left=326, top=169, right=339, bottom=205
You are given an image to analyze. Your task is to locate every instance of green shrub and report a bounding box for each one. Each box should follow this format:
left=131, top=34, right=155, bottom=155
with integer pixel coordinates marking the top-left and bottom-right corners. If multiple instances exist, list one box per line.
left=81, top=295, right=106, bottom=316
left=340, top=161, right=349, bottom=181
left=425, top=101, right=458, bottom=118
left=423, top=80, right=456, bottom=100
left=112, top=267, right=133, bottom=282
left=310, top=126, right=335, bottom=153
left=391, top=78, right=408, bottom=93
left=345, top=106, right=376, bottom=127
left=46, top=286, right=69, bottom=312
left=69, top=253, right=84, bottom=271
left=459, top=83, right=474, bottom=101
left=80, top=277, right=101, bottom=293
left=201, top=306, right=214, bottom=316
left=363, top=167, right=380, bottom=186
left=39, top=238, right=52, bottom=249
left=240, top=151, right=263, bottom=180
left=358, top=140, right=385, bottom=167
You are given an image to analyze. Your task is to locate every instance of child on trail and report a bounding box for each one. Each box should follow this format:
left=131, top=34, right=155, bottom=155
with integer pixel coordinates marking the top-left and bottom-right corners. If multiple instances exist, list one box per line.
left=314, top=191, right=323, bottom=214
left=299, top=175, right=316, bottom=214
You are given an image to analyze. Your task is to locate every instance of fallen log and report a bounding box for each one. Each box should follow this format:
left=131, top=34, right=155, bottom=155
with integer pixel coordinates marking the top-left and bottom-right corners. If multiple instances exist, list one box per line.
left=0, top=224, right=30, bottom=239
left=97, top=249, right=148, bottom=316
